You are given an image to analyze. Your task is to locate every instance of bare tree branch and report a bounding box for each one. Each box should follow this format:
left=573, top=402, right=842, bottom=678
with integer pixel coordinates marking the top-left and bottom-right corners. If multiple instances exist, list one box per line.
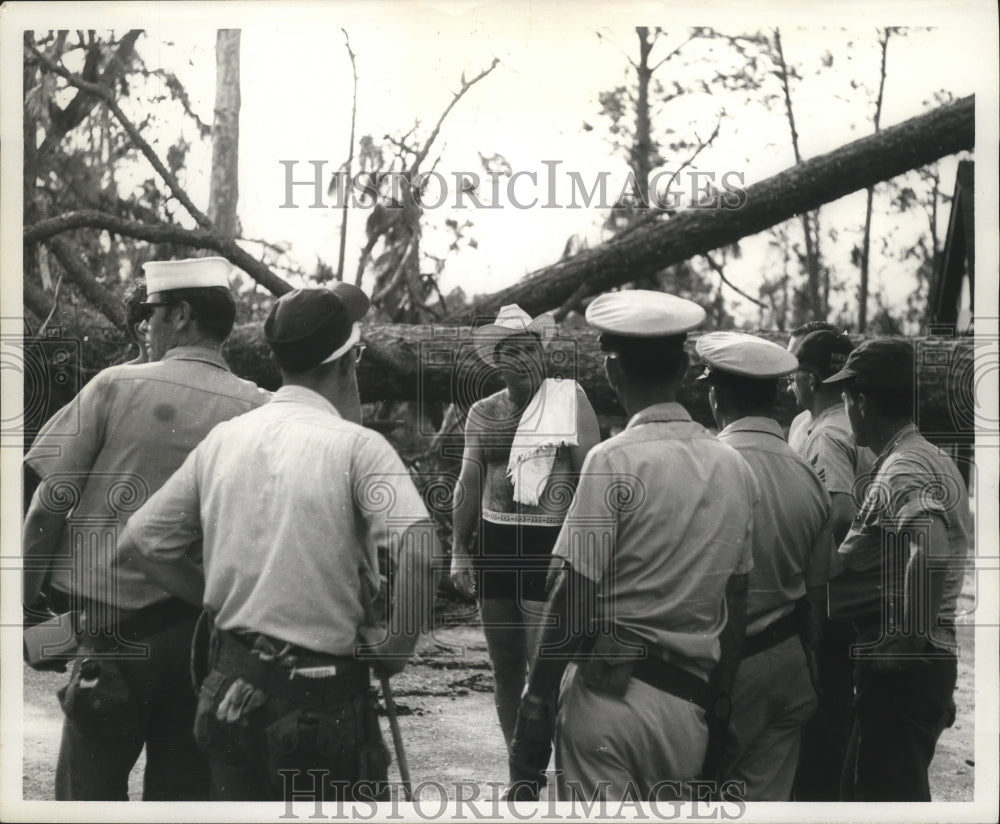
left=412, top=58, right=500, bottom=172
left=36, top=30, right=143, bottom=157
left=649, top=31, right=698, bottom=72
left=29, top=43, right=214, bottom=231
left=338, top=28, right=359, bottom=282
left=47, top=236, right=125, bottom=328
left=25, top=210, right=293, bottom=296
left=36, top=275, right=65, bottom=338
left=595, top=30, right=639, bottom=70
left=701, top=252, right=764, bottom=307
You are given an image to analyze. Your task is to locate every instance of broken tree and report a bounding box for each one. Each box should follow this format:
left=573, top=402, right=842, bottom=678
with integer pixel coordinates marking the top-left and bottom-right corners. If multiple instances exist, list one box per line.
left=452, top=94, right=975, bottom=321
left=223, top=323, right=976, bottom=439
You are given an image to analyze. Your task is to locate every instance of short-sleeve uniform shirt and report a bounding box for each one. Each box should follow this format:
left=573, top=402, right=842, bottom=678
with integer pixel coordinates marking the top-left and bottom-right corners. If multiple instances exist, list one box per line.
left=25, top=347, right=267, bottom=609
left=800, top=404, right=876, bottom=501
left=552, top=402, right=758, bottom=671
left=124, top=385, right=431, bottom=656
left=838, top=424, right=970, bottom=650
left=787, top=410, right=811, bottom=455
left=718, top=417, right=833, bottom=635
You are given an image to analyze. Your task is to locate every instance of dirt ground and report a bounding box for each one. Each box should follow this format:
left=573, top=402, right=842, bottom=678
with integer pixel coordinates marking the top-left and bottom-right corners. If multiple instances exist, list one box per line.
left=21, top=597, right=976, bottom=804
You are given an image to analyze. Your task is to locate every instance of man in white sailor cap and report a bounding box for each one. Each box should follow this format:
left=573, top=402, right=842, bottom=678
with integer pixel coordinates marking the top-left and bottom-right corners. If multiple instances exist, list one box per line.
left=697, top=331, right=833, bottom=799
left=22, top=256, right=267, bottom=800
left=506, top=290, right=760, bottom=802
left=121, top=286, right=437, bottom=801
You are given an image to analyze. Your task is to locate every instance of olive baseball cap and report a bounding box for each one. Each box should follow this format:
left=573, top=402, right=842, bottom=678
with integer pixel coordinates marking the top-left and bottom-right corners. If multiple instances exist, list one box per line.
left=796, top=329, right=855, bottom=379
left=823, top=337, right=915, bottom=388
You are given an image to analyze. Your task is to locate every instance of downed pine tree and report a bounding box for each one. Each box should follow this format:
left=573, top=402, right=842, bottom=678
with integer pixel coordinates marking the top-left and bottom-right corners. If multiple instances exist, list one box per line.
left=224, top=323, right=977, bottom=440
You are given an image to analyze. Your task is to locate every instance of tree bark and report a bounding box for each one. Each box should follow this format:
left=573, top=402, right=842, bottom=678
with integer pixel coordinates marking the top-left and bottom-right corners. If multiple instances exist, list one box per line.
left=208, top=30, right=241, bottom=239
left=222, top=323, right=975, bottom=437
left=24, top=210, right=292, bottom=296
left=454, top=94, right=975, bottom=322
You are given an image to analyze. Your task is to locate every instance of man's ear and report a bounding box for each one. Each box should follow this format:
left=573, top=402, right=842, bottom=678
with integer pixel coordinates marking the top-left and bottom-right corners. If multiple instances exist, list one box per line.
left=604, top=354, right=621, bottom=391
left=674, top=351, right=690, bottom=384
left=171, top=300, right=195, bottom=329
left=855, top=390, right=869, bottom=419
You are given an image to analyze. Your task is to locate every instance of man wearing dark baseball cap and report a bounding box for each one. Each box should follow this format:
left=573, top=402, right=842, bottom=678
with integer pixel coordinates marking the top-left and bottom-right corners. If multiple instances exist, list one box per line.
left=122, top=285, right=438, bottom=801
left=787, top=329, right=875, bottom=801
left=823, top=338, right=970, bottom=801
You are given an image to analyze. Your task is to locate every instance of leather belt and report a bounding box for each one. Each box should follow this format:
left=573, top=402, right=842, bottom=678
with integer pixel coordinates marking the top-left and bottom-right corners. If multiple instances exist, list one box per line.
left=214, top=630, right=370, bottom=706
left=80, top=597, right=200, bottom=648
left=631, top=656, right=712, bottom=711
left=742, top=611, right=799, bottom=659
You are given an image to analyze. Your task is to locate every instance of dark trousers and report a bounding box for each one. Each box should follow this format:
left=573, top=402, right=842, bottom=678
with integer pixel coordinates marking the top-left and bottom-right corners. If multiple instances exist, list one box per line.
left=792, top=617, right=856, bottom=800
left=54, top=615, right=209, bottom=800
left=193, top=660, right=390, bottom=802
left=840, top=651, right=957, bottom=801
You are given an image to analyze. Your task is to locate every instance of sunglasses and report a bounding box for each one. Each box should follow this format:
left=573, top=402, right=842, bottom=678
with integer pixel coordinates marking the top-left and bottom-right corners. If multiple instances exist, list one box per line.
left=137, top=301, right=173, bottom=322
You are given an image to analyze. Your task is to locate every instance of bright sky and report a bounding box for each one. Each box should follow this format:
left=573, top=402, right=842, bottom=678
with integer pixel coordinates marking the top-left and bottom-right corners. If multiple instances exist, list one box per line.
left=7, top=1, right=1000, bottom=327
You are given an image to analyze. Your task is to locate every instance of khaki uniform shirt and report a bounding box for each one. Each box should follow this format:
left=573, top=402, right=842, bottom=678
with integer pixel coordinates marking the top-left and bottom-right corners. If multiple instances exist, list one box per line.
left=800, top=404, right=876, bottom=501
left=25, top=347, right=267, bottom=609
left=124, top=385, right=430, bottom=656
left=838, top=424, right=969, bottom=651
left=718, top=417, right=833, bottom=635
left=553, top=402, right=758, bottom=671
left=788, top=409, right=811, bottom=455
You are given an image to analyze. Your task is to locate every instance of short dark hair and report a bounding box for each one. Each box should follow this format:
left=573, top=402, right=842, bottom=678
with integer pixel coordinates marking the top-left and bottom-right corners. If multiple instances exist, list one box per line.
left=163, top=286, right=236, bottom=342
left=846, top=379, right=914, bottom=420
left=708, top=372, right=778, bottom=416
left=791, top=320, right=840, bottom=338
left=122, top=279, right=147, bottom=342
left=600, top=333, right=687, bottom=382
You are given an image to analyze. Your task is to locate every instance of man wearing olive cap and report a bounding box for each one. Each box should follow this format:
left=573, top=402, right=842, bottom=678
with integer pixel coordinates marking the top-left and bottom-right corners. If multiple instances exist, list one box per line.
left=121, top=285, right=438, bottom=801
left=697, top=331, right=833, bottom=800
left=506, top=290, right=760, bottom=802
left=787, top=328, right=875, bottom=800
left=824, top=338, right=969, bottom=801
left=22, top=256, right=267, bottom=800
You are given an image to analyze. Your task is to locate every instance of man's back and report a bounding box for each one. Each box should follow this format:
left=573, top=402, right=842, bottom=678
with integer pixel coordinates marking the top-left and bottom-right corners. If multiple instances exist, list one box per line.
left=26, top=346, right=266, bottom=609
left=555, top=401, right=758, bottom=670
left=718, top=417, right=832, bottom=633
left=125, top=385, right=430, bottom=655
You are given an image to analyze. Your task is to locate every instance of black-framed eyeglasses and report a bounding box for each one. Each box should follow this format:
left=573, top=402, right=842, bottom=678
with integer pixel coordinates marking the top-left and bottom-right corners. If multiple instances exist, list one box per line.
left=137, top=301, right=173, bottom=322
left=353, top=344, right=367, bottom=364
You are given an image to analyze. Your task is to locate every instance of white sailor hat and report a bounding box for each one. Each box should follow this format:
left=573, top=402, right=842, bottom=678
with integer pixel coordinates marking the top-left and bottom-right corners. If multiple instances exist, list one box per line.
left=585, top=290, right=706, bottom=337
left=695, top=331, right=799, bottom=380
left=142, top=256, right=233, bottom=296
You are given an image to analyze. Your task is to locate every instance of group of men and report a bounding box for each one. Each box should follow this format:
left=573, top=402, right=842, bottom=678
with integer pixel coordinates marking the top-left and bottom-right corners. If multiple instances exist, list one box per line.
left=24, top=258, right=436, bottom=802
left=22, top=257, right=969, bottom=805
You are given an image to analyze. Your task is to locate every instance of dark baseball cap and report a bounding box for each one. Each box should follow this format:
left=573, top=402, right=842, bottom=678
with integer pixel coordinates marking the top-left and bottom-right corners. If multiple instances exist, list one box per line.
left=796, top=329, right=854, bottom=379
left=265, top=284, right=370, bottom=372
left=823, top=337, right=915, bottom=387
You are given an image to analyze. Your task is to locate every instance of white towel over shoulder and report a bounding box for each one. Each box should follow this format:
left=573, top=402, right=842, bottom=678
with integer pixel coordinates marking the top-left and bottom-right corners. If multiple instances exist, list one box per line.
left=507, top=378, right=579, bottom=506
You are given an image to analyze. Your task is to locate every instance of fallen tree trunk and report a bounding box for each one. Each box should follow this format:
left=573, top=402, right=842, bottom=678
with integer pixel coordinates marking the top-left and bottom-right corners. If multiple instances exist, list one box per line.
left=452, top=95, right=975, bottom=321
left=224, top=323, right=976, bottom=437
